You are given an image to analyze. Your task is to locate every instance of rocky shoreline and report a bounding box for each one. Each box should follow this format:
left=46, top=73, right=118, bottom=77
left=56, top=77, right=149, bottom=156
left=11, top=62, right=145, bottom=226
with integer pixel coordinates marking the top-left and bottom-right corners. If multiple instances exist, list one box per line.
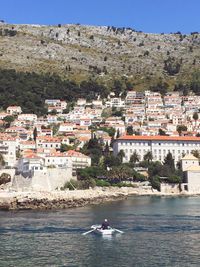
left=0, top=187, right=195, bottom=211
left=0, top=187, right=152, bottom=211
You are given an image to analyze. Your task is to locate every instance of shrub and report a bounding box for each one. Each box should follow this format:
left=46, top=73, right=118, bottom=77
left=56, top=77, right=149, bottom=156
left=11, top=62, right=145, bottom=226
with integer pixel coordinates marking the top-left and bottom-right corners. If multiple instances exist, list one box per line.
left=61, top=179, right=79, bottom=190
left=0, top=173, right=11, bottom=185
left=95, top=179, right=111, bottom=187
left=150, top=175, right=160, bottom=191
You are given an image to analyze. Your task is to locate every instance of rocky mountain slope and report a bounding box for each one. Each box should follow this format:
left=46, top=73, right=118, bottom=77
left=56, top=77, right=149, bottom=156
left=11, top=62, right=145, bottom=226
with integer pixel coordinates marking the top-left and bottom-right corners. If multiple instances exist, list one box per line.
left=0, top=23, right=199, bottom=89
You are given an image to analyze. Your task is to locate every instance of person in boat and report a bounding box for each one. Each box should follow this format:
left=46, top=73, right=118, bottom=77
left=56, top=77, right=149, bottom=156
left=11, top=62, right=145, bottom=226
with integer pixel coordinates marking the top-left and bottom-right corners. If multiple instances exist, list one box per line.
left=101, top=219, right=110, bottom=230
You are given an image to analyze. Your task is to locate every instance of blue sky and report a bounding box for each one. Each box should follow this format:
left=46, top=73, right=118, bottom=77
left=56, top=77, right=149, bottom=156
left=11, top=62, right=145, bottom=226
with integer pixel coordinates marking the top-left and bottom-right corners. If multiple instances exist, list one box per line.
left=1, top=0, right=200, bottom=33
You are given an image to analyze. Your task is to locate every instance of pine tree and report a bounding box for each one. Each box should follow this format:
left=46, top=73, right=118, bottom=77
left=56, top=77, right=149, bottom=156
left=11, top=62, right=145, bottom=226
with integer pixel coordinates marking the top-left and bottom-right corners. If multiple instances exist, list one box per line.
left=33, top=127, right=37, bottom=142
left=163, top=152, right=175, bottom=171
left=104, top=142, right=110, bottom=155
left=127, top=126, right=133, bottom=135
left=116, top=129, right=120, bottom=138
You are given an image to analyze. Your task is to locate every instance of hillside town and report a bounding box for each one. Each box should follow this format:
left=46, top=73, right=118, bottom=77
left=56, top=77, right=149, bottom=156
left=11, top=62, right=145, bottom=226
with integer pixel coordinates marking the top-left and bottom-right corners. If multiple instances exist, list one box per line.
left=1, top=90, right=200, bottom=194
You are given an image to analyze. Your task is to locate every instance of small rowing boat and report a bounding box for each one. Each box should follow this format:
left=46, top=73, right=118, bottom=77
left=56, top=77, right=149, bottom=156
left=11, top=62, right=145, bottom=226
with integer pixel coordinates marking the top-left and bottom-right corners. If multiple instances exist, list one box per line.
left=91, top=225, right=115, bottom=235
left=82, top=225, right=124, bottom=235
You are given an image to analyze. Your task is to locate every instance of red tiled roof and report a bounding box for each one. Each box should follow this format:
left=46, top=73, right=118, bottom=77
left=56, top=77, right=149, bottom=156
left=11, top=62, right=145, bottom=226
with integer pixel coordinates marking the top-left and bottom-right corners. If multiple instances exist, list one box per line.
left=117, top=135, right=200, bottom=142
left=66, top=150, right=89, bottom=158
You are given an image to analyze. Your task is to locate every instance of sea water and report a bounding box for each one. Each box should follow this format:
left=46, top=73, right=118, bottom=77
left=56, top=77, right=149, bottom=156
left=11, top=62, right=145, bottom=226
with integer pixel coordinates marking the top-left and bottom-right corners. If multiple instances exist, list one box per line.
left=1, top=196, right=200, bottom=267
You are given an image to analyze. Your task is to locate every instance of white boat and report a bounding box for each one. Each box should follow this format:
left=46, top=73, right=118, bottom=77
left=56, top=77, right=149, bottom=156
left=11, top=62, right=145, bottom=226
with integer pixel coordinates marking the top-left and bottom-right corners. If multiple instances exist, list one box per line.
left=91, top=225, right=116, bottom=235
left=82, top=225, right=123, bottom=236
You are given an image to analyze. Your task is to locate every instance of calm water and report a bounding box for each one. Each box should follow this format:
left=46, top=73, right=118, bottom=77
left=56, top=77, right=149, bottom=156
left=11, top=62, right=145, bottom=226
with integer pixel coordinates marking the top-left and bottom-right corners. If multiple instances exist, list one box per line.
left=1, top=196, right=200, bottom=267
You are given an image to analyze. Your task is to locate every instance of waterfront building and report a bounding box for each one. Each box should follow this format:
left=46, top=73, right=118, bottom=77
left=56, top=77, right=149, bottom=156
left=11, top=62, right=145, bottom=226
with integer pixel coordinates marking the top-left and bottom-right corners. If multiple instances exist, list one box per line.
left=181, top=155, right=200, bottom=193
left=113, top=135, right=200, bottom=163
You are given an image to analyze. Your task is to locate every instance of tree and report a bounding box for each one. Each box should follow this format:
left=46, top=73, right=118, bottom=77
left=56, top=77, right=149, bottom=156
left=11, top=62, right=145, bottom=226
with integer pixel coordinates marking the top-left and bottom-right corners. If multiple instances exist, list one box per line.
left=150, top=79, right=169, bottom=96
left=130, top=151, right=140, bottom=165
left=164, top=57, right=181, bottom=76
left=117, top=149, right=125, bottom=163
left=33, top=127, right=37, bottom=142
left=193, top=112, right=199, bottom=126
left=127, top=126, right=134, bottom=135
left=104, top=155, right=121, bottom=168
left=163, top=152, right=175, bottom=171
left=168, top=174, right=181, bottom=184
left=81, top=136, right=103, bottom=166
left=159, top=128, right=167, bottom=136
left=116, top=129, right=120, bottom=138
left=60, top=143, right=74, bottom=152
left=52, top=124, right=59, bottom=135
left=177, top=125, right=187, bottom=136
left=143, top=151, right=153, bottom=163
left=191, top=150, right=200, bottom=159
left=0, top=153, right=5, bottom=168
left=99, top=127, right=115, bottom=138
left=49, top=109, right=57, bottom=115
left=3, top=115, right=15, bottom=127
left=0, top=173, right=11, bottom=185
left=150, top=175, right=160, bottom=191
left=104, top=142, right=110, bottom=155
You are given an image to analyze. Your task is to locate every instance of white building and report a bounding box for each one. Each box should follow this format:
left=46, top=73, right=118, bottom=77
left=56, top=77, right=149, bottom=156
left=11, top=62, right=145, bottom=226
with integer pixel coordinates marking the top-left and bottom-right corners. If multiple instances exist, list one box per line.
left=17, top=154, right=44, bottom=175
left=58, top=123, right=74, bottom=134
left=7, top=106, right=22, bottom=115
left=0, top=136, right=16, bottom=167
left=105, top=97, right=125, bottom=108
left=42, top=152, right=71, bottom=168
left=36, top=137, right=61, bottom=150
left=65, top=150, right=91, bottom=170
left=113, top=135, right=200, bottom=163
left=18, top=114, right=37, bottom=122
left=77, top=99, right=87, bottom=106
left=181, top=155, right=200, bottom=193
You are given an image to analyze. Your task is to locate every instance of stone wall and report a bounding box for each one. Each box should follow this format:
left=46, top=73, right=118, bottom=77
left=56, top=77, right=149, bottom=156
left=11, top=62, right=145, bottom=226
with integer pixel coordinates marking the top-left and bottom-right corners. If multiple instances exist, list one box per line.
left=11, top=167, right=73, bottom=192
left=187, top=171, right=200, bottom=193
left=160, top=183, right=180, bottom=194
left=31, top=168, right=73, bottom=191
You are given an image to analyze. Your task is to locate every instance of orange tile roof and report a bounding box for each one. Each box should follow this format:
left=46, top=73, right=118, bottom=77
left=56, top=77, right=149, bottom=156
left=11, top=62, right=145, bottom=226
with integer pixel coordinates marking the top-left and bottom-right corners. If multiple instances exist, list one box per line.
left=66, top=150, right=89, bottom=158
left=117, top=135, right=200, bottom=142
left=78, top=136, right=91, bottom=141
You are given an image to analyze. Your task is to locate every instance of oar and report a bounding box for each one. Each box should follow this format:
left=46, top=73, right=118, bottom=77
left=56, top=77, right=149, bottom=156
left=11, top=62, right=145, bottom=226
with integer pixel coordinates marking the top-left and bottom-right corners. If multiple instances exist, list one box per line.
left=113, top=228, right=124, bottom=234
left=82, top=228, right=96, bottom=235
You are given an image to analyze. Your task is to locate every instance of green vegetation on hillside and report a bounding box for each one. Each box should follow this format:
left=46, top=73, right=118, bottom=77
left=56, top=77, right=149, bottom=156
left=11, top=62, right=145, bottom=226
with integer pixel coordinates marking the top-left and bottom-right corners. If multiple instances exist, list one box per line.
left=0, top=69, right=200, bottom=115
left=0, top=69, right=107, bottom=115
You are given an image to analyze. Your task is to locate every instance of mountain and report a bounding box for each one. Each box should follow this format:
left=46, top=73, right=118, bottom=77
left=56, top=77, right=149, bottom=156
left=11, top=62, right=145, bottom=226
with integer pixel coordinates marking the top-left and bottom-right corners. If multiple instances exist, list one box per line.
left=0, top=23, right=200, bottom=90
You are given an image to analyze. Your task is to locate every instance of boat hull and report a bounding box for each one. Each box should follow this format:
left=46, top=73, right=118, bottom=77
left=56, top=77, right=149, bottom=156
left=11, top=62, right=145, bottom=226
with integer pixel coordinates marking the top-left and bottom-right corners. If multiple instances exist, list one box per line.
left=91, top=225, right=115, bottom=235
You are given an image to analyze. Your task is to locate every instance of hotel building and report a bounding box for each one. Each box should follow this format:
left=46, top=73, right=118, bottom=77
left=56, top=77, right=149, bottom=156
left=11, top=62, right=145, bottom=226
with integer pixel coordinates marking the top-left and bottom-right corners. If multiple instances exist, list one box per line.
left=113, top=135, right=200, bottom=163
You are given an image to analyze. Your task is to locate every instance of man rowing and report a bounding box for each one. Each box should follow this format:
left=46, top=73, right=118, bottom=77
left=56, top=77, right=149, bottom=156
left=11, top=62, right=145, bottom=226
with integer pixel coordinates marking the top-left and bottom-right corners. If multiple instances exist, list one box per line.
left=101, top=219, right=110, bottom=230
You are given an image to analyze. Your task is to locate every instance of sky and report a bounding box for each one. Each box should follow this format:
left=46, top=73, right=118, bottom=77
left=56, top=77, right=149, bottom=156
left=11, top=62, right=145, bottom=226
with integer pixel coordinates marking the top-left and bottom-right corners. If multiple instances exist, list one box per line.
left=0, top=0, right=200, bottom=33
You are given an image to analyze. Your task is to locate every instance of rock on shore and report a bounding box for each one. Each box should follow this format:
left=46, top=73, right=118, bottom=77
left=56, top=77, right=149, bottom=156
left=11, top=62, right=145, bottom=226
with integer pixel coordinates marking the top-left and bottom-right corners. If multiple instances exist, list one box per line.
left=0, top=187, right=154, bottom=211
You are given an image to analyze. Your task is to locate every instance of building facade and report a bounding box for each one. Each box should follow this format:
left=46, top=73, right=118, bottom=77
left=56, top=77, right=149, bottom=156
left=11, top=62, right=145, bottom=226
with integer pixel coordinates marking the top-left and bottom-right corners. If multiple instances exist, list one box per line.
left=0, top=137, right=16, bottom=167
left=113, top=135, right=200, bottom=163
